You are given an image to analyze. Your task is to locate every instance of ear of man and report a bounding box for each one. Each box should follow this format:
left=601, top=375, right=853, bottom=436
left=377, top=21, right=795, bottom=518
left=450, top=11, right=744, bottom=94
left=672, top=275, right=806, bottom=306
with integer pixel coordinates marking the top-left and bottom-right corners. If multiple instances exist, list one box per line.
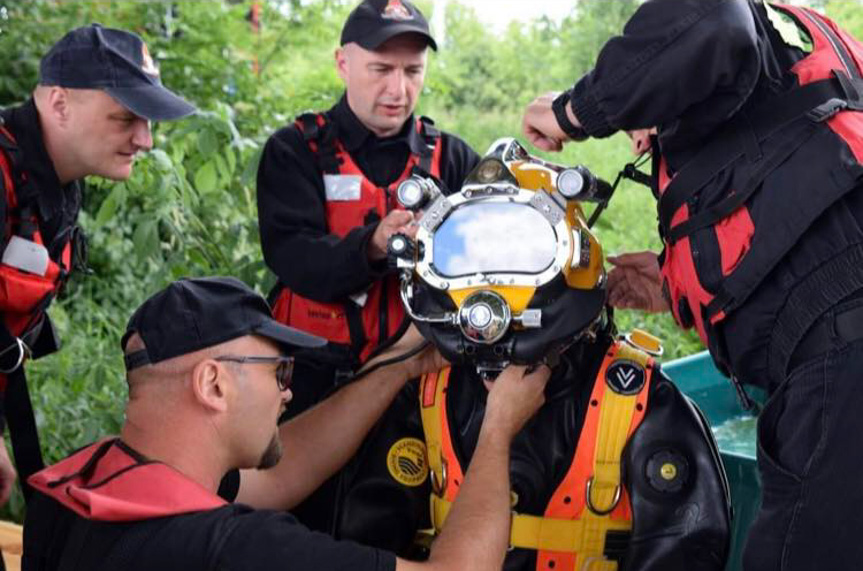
left=190, top=358, right=231, bottom=413
left=34, top=85, right=72, bottom=126
left=335, top=45, right=351, bottom=81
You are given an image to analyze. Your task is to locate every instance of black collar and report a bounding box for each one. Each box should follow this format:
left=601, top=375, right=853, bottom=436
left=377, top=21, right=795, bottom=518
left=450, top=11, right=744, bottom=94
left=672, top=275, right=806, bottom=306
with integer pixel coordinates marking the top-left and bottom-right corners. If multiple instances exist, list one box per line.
left=329, top=93, right=428, bottom=156
left=0, top=98, right=79, bottom=224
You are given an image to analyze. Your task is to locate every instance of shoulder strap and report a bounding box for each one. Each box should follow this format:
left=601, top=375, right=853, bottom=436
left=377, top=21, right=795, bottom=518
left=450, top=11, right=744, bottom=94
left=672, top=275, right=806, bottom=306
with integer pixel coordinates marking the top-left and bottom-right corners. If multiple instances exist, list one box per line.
left=418, top=116, right=440, bottom=144
left=416, top=117, right=440, bottom=174
left=658, top=72, right=863, bottom=242
left=580, top=341, right=653, bottom=516
left=296, top=112, right=342, bottom=174
left=5, top=366, right=44, bottom=504
left=0, top=124, right=40, bottom=239
left=419, top=368, right=464, bottom=502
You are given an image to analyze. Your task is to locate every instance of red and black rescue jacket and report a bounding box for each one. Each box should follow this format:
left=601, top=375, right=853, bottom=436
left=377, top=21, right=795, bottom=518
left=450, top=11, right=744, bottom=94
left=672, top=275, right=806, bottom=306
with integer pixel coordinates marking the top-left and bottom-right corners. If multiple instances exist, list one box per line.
left=569, top=1, right=863, bottom=382
left=0, top=121, right=79, bottom=371
left=656, top=5, right=863, bottom=366
left=271, top=113, right=442, bottom=365
left=0, top=102, right=85, bottom=494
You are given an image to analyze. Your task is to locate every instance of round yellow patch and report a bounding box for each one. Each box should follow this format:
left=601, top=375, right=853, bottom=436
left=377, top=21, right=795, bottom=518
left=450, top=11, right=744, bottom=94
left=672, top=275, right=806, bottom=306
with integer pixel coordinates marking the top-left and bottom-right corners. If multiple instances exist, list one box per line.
left=660, top=462, right=678, bottom=481
left=387, top=438, right=429, bottom=487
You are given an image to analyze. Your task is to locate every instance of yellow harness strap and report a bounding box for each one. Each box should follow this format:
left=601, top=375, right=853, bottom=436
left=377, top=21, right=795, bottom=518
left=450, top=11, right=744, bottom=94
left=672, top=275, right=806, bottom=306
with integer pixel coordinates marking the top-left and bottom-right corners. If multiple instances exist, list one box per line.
left=420, top=369, right=445, bottom=494
left=419, top=341, right=655, bottom=566
left=587, top=342, right=652, bottom=515
left=420, top=368, right=464, bottom=499
left=432, top=493, right=595, bottom=553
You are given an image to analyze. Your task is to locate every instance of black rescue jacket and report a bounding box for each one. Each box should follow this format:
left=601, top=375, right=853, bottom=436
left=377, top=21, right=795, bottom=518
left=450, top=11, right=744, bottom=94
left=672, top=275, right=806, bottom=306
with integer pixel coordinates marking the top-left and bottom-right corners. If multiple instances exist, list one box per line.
left=569, top=1, right=863, bottom=388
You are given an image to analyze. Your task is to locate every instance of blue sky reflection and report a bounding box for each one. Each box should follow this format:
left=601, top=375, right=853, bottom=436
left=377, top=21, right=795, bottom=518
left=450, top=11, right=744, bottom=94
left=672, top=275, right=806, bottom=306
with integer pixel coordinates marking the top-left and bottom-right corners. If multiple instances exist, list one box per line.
left=432, top=202, right=557, bottom=277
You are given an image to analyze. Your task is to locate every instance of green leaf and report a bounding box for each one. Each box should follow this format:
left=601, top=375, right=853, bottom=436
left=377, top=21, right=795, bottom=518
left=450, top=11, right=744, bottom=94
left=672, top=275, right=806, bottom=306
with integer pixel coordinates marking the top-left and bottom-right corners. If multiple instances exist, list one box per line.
left=94, top=184, right=126, bottom=228
left=224, top=147, right=237, bottom=175
left=133, top=219, right=161, bottom=262
left=197, top=129, right=219, bottom=156
left=214, top=153, right=229, bottom=182
left=194, top=161, right=219, bottom=194
left=148, top=148, right=175, bottom=172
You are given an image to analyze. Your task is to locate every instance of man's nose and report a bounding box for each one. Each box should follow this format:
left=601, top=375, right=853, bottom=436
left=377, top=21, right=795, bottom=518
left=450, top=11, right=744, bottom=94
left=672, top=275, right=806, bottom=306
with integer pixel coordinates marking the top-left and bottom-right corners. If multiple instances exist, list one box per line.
left=385, top=70, right=407, bottom=99
left=132, top=119, right=153, bottom=151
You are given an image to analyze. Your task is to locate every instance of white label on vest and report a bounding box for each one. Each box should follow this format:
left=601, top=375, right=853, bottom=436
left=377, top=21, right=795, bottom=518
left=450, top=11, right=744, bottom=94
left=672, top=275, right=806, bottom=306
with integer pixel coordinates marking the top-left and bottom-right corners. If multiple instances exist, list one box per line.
left=350, top=291, right=369, bottom=307
left=2, top=236, right=49, bottom=277
left=324, top=175, right=362, bottom=201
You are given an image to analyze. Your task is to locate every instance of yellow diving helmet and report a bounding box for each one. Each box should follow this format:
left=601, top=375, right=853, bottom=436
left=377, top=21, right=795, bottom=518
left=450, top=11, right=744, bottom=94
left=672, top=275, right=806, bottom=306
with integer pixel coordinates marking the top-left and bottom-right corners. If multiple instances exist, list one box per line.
left=388, top=138, right=612, bottom=379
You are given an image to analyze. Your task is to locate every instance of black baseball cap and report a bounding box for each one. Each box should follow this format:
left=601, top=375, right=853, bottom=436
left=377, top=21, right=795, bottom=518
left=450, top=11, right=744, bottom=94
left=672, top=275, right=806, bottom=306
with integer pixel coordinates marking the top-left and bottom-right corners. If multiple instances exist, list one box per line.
left=122, top=277, right=326, bottom=371
left=39, top=24, right=196, bottom=121
left=341, top=0, right=437, bottom=51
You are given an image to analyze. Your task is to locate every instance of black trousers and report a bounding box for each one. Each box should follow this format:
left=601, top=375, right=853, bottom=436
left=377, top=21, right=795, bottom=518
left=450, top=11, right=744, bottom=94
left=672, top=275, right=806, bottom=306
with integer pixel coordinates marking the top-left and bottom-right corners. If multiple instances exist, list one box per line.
left=743, top=294, right=863, bottom=570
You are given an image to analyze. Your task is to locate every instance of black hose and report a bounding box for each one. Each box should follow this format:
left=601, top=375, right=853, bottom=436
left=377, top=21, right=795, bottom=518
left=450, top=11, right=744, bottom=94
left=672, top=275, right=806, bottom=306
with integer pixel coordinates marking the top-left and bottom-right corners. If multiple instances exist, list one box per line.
left=351, top=340, right=431, bottom=383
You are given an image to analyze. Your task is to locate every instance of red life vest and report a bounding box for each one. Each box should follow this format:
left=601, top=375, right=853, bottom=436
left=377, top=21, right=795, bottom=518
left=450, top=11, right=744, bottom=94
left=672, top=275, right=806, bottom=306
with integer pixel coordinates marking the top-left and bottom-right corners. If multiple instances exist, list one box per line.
left=272, top=113, right=442, bottom=364
left=656, top=4, right=863, bottom=355
left=0, top=124, right=74, bottom=358
left=420, top=339, right=656, bottom=570
left=0, top=121, right=83, bottom=499
left=28, top=438, right=225, bottom=522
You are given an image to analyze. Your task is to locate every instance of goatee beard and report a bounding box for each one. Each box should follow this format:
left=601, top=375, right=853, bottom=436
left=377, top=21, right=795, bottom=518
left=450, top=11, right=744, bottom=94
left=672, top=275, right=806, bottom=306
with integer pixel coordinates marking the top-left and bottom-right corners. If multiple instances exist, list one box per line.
left=257, top=433, right=283, bottom=470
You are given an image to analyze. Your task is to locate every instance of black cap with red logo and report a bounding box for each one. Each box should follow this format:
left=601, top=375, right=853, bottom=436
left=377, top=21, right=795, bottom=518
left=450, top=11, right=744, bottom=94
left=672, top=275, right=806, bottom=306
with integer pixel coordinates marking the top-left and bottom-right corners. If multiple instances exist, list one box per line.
left=39, top=24, right=196, bottom=121
left=341, top=0, right=438, bottom=51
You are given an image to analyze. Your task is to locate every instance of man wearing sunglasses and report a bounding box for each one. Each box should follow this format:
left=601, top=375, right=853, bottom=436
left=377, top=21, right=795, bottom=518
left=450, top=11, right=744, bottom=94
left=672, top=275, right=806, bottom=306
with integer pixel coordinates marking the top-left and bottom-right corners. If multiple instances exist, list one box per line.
left=22, top=276, right=550, bottom=571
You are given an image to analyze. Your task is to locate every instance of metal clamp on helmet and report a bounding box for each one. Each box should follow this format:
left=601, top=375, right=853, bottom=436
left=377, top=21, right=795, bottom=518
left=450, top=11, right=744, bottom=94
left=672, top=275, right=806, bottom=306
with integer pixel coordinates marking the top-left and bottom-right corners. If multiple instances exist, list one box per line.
left=397, top=138, right=609, bottom=377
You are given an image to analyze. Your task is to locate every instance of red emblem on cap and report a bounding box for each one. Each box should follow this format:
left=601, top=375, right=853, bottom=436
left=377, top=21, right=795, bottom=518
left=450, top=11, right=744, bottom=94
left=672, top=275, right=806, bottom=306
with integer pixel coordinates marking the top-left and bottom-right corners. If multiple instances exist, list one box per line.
left=141, top=43, right=160, bottom=78
left=382, top=0, right=413, bottom=21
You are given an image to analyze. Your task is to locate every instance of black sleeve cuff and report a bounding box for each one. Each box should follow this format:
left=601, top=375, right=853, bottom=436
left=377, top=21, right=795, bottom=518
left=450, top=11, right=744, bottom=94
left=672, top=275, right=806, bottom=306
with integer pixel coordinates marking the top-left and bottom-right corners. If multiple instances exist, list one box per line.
left=552, top=91, right=587, bottom=141
left=571, top=76, right=617, bottom=139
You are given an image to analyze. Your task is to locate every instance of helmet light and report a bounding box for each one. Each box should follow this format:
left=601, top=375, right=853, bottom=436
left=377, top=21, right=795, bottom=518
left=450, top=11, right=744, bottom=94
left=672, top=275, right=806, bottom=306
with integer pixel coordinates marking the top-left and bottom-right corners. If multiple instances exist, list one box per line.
left=557, top=168, right=586, bottom=199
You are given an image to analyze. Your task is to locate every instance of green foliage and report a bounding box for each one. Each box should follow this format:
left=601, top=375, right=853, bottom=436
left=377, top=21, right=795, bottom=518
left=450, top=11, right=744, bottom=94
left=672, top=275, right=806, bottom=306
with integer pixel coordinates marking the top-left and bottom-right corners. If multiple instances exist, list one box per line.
left=825, top=0, right=863, bottom=37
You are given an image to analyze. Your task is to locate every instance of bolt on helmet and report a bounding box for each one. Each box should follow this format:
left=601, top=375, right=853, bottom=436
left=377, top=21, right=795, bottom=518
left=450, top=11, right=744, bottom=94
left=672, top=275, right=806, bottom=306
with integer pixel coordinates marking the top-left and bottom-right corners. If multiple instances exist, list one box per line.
left=388, top=138, right=612, bottom=379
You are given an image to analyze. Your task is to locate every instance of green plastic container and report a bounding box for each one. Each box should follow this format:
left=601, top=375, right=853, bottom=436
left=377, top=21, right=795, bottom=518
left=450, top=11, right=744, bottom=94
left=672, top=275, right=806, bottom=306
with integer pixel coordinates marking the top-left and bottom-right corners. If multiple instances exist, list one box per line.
left=663, top=351, right=764, bottom=571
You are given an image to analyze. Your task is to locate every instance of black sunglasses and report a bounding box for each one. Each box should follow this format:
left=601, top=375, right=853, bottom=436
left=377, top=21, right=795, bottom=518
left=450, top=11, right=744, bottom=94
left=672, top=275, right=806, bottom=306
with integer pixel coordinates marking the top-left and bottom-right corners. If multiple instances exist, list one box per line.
left=214, top=355, right=295, bottom=391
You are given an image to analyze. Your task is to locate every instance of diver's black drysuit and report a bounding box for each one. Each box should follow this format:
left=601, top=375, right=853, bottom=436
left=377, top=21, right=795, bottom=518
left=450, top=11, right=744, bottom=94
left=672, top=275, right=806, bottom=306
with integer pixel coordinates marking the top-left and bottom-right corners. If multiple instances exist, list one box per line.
left=309, top=326, right=731, bottom=570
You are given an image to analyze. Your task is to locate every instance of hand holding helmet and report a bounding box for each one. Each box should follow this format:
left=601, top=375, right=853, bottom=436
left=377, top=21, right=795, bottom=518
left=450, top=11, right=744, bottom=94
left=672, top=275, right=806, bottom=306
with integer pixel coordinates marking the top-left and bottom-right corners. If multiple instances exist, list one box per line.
left=368, top=210, right=416, bottom=261
left=483, top=364, right=551, bottom=439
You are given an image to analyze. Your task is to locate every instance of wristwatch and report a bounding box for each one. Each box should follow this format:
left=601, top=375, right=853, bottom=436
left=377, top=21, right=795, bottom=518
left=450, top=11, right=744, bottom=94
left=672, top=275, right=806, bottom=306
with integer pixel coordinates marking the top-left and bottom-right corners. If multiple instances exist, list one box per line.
left=552, top=91, right=587, bottom=141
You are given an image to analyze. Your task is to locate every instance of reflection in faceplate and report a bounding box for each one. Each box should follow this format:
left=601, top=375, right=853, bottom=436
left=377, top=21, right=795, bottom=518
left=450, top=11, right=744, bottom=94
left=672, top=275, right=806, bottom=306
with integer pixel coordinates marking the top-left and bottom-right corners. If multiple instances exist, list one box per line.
left=432, top=202, right=557, bottom=278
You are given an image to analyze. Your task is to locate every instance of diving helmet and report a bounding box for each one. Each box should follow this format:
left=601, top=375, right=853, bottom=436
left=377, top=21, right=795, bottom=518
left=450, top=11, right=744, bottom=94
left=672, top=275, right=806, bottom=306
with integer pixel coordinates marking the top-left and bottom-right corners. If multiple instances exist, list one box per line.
left=388, top=138, right=612, bottom=379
